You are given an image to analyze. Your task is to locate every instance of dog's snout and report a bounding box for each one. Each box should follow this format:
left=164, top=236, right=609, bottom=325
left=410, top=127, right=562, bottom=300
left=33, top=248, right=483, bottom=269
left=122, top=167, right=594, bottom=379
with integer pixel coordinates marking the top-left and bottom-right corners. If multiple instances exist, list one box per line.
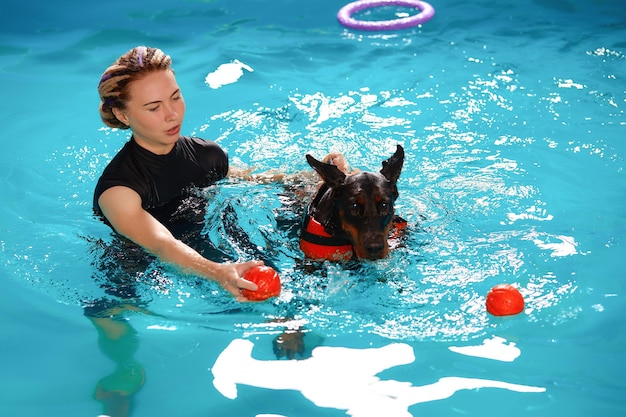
left=363, top=235, right=387, bottom=259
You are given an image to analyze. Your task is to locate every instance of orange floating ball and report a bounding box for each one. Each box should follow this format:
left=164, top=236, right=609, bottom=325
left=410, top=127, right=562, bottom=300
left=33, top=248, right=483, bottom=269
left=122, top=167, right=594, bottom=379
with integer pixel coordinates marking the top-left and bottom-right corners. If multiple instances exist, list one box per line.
left=486, top=284, right=525, bottom=316
left=241, top=266, right=281, bottom=301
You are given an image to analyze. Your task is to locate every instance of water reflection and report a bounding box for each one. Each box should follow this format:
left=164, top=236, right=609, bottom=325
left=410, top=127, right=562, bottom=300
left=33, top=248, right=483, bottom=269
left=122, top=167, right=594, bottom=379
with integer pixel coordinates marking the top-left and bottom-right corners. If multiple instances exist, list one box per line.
left=212, top=338, right=545, bottom=417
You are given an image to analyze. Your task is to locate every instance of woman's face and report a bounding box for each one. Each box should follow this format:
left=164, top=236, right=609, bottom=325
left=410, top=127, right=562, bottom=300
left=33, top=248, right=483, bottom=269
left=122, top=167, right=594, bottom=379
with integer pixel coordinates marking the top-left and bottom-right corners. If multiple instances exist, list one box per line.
left=113, top=69, right=186, bottom=155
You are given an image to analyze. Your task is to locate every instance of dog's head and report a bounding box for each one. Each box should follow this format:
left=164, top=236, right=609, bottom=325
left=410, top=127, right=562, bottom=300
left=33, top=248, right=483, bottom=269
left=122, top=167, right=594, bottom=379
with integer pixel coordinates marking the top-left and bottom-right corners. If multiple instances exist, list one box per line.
left=306, top=145, right=404, bottom=260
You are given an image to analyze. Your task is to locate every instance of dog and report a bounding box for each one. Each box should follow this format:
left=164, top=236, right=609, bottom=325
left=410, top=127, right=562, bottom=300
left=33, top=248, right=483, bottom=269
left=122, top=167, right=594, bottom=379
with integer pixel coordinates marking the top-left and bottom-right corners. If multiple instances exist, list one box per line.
left=272, top=145, right=406, bottom=359
left=299, top=144, right=405, bottom=261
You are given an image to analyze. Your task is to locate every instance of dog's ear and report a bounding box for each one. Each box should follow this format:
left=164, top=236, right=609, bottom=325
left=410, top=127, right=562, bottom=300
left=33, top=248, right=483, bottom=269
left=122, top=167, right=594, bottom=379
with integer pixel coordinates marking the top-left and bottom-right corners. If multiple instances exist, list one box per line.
left=306, top=154, right=346, bottom=189
left=380, top=145, right=404, bottom=196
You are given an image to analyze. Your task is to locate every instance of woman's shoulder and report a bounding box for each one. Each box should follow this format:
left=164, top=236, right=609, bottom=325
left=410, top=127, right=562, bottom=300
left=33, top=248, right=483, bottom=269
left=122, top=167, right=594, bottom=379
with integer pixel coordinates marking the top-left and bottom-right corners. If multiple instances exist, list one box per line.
left=177, top=136, right=228, bottom=161
left=178, top=135, right=221, bottom=150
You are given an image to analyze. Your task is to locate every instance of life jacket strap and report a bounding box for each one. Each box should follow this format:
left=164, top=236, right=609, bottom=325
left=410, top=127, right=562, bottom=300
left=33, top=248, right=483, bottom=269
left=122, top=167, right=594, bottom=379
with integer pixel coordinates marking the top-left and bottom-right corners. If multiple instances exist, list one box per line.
left=299, top=213, right=353, bottom=261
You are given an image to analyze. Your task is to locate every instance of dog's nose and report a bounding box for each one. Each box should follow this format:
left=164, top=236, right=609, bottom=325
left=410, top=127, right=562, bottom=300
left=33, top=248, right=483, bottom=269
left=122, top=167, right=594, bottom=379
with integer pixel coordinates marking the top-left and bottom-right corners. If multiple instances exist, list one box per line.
left=363, top=236, right=387, bottom=259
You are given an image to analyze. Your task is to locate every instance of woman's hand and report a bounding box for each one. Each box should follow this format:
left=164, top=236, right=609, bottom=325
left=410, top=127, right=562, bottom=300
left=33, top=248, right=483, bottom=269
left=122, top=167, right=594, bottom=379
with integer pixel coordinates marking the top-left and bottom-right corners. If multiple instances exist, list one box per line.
left=322, top=152, right=353, bottom=174
left=215, top=260, right=263, bottom=301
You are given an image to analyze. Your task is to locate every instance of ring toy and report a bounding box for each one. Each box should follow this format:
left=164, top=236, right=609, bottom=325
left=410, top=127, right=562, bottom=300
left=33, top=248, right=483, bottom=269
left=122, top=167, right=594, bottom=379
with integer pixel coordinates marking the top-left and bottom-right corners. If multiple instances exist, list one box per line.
left=337, top=0, right=435, bottom=31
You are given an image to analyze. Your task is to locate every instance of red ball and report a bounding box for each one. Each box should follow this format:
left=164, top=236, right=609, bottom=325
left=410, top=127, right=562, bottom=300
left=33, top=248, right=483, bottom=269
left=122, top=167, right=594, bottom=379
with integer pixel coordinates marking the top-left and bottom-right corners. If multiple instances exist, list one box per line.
left=486, top=284, right=525, bottom=316
left=241, top=266, right=281, bottom=301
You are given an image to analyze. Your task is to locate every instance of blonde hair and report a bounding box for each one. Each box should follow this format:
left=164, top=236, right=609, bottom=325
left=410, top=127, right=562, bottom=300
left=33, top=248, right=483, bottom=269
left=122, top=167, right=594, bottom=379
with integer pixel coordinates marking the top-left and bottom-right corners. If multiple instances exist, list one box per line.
left=97, top=46, right=173, bottom=129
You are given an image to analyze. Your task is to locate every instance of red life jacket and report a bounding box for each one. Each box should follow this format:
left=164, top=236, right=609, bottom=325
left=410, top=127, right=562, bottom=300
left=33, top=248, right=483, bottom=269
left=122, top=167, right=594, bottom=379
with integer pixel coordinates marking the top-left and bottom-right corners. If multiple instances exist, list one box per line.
left=300, top=213, right=354, bottom=261
left=299, top=213, right=407, bottom=261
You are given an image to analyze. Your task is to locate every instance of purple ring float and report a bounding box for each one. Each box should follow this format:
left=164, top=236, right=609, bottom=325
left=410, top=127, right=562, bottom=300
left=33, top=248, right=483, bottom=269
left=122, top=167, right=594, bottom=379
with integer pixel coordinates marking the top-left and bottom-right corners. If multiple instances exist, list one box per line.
left=337, top=0, right=435, bottom=31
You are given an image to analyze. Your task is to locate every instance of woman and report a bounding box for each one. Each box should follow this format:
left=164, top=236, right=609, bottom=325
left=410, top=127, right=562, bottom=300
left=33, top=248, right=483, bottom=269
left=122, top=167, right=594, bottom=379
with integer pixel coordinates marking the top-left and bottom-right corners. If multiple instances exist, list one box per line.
left=92, top=45, right=272, bottom=417
left=90, top=46, right=350, bottom=416
left=95, top=46, right=263, bottom=300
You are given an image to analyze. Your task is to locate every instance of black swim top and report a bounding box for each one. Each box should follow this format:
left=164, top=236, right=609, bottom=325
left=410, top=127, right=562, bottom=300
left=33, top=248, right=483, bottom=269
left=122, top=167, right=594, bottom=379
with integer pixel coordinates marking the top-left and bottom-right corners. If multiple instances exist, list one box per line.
left=93, top=136, right=228, bottom=225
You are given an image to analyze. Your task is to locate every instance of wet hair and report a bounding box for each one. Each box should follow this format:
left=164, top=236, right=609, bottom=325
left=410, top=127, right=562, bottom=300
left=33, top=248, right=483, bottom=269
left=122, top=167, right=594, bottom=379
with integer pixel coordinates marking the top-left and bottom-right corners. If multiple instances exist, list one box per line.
left=97, top=46, right=173, bottom=129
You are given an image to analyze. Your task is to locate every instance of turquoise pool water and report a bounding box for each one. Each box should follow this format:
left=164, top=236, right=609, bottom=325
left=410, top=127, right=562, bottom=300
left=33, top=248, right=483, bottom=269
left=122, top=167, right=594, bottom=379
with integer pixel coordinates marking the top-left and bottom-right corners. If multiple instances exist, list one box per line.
left=1, top=0, right=625, bottom=416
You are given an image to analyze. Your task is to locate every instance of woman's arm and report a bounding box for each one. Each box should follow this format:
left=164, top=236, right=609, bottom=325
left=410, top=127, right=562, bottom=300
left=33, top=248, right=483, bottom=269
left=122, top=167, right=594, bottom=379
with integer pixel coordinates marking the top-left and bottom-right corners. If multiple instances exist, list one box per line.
left=227, top=166, right=314, bottom=185
left=98, top=186, right=260, bottom=300
left=227, top=152, right=354, bottom=184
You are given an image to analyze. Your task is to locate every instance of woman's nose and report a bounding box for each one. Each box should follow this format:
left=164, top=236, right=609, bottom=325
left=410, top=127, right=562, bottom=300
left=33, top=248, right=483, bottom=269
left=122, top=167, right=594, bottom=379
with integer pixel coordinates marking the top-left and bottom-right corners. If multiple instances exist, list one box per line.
left=164, top=104, right=178, bottom=121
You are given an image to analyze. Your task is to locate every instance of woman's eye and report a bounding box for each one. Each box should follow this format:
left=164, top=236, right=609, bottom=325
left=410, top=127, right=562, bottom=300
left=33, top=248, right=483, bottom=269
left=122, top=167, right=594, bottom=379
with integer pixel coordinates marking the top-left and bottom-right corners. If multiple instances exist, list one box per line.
left=148, top=106, right=159, bottom=112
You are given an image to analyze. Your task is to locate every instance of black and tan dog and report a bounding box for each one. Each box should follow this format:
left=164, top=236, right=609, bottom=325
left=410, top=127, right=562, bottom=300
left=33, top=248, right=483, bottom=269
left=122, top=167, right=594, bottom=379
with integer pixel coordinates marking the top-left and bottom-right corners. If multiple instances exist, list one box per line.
left=299, top=144, right=405, bottom=261
left=273, top=145, right=406, bottom=359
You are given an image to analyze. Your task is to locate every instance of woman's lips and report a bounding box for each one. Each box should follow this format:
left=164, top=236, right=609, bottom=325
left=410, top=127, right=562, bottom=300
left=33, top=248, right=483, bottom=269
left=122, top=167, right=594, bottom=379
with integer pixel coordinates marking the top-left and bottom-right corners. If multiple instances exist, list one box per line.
left=166, top=125, right=181, bottom=136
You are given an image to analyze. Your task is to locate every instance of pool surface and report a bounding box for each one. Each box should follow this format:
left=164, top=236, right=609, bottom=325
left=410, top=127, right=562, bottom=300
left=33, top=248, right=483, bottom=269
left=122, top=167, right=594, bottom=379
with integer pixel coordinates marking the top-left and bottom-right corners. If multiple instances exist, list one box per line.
left=1, top=0, right=625, bottom=416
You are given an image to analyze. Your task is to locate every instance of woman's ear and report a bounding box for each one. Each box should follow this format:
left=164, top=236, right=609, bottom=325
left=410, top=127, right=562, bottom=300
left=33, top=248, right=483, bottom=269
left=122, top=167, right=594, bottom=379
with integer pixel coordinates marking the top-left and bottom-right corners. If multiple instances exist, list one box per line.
left=112, top=107, right=129, bottom=126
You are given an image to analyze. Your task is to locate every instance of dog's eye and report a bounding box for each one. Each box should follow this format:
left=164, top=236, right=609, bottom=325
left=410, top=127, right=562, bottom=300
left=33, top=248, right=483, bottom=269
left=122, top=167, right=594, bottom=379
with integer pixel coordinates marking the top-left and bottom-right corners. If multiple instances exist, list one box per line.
left=379, top=201, right=390, bottom=214
left=349, top=202, right=362, bottom=215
